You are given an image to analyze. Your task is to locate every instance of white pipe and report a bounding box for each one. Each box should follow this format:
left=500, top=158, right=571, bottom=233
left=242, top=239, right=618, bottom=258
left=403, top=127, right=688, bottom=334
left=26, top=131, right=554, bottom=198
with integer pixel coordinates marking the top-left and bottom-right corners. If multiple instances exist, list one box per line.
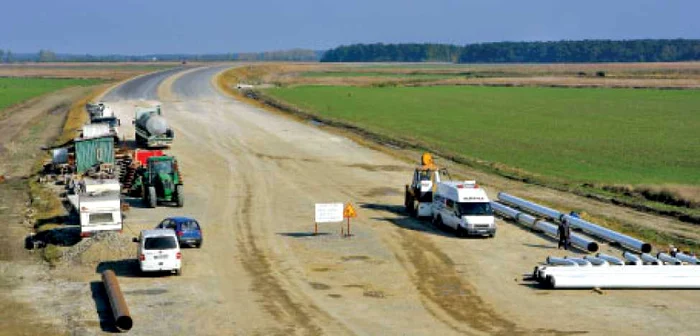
left=675, top=252, right=700, bottom=265
left=547, top=273, right=700, bottom=289
left=564, top=257, right=592, bottom=266
left=535, top=264, right=700, bottom=283
left=563, top=215, right=652, bottom=253
left=622, top=251, right=643, bottom=265
left=596, top=253, right=625, bottom=266
left=657, top=253, right=682, bottom=265
left=640, top=253, right=661, bottom=265
left=546, top=257, right=578, bottom=266
left=497, top=192, right=563, bottom=221
left=493, top=202, right=598, bottom=252
left=583, top=256, right=609, bottom=266
left=497, top=192, right=652, bottom=253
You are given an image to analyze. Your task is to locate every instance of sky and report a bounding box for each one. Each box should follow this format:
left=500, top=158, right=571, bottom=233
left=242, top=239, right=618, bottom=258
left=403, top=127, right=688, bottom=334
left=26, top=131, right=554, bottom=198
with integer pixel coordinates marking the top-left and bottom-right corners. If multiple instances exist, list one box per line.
left=1, top=0, right=698, bottom=54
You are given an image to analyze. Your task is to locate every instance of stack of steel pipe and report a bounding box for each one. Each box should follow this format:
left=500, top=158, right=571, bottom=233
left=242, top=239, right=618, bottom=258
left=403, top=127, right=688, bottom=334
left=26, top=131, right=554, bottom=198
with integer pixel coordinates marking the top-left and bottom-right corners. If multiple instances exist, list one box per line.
left=492, top=202, right=599, bottom=252
left=497, top=193, right=652, bottom=253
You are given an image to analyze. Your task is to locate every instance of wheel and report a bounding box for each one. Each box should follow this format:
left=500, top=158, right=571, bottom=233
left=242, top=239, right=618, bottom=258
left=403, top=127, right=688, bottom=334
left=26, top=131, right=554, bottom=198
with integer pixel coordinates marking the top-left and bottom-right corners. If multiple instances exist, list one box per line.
left=435, top=216, right=443, bottom=228
left=457, top=226, right=467, bottom=238
left=175, top=185, right=184, bottom=207
left=490, top=231, right=496, bottom=238
left=405, top=191, right=415, bottom=215
left=196, top=240, right=203, bottom=249
left=175, top=268, right=182, bottom=276
left=147, top=186, right=157, bottom=208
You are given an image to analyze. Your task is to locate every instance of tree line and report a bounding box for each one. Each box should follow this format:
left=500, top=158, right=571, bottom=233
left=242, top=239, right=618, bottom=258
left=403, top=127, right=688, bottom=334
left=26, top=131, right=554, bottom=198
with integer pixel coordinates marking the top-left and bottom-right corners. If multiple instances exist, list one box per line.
left=320, top=40, right=700, bottom=63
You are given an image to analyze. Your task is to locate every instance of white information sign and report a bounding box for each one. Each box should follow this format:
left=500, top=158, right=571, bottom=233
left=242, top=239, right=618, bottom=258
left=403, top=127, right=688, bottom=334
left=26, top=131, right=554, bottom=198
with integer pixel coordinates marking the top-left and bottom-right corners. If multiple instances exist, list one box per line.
left=315, top=203, right=344, bottom=223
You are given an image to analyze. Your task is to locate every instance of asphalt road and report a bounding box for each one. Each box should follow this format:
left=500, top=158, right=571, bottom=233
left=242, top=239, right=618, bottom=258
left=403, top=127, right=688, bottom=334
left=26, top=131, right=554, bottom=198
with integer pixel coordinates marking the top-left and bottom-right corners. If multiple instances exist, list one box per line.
left=83, top=65, right=700, bottom=336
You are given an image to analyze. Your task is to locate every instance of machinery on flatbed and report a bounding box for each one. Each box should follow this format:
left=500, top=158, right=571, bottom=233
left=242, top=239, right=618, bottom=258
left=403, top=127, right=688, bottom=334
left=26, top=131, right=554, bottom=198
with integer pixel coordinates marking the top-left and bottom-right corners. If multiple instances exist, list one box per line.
left=134, top=105, right=174, bottom=148
left=404, top=153, right=450, bottom=217
left=128, top=155, right=184, bottom=208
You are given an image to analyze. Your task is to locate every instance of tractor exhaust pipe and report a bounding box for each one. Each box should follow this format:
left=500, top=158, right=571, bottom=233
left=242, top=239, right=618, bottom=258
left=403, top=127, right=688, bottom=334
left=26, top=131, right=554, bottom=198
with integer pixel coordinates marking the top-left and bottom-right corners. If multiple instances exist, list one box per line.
left=102, top=270, right=133, bottom=332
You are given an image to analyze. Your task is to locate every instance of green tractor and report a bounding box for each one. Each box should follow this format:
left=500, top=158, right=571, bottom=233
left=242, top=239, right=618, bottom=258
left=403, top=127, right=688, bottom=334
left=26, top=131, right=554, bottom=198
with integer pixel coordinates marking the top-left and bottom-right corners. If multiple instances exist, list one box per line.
left=130, top=156, right=184, bottom=208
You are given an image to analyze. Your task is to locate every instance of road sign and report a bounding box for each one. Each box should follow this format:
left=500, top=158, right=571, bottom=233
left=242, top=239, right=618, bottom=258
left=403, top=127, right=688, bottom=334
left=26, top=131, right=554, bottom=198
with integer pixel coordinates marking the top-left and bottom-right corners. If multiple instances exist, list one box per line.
left=343, top=203, right=357, bottom=218
left=315, top=203, right=344, bottom=223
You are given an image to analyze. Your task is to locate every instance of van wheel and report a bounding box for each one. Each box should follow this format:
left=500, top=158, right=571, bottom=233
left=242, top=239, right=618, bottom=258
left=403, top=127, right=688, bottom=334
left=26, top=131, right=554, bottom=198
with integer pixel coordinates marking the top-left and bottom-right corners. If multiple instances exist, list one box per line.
left=175, top=268, right=182, bottom=276
left=197, top=240, right=203, bottom=248
left=405, top=192, right=415, bottom=215
left=490, top=232, right=496, bottom=238
left=435, top=216, right=443, bottom=228
left=457, top=227, right=467, bottom=238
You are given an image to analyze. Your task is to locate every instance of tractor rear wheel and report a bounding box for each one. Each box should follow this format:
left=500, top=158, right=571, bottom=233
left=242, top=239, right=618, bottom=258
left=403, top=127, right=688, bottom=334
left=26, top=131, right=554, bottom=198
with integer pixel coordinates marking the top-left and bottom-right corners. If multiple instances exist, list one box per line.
left=147, top=186, right=157, bottom=208
left=175, top=185, right=184, bottom=207
left=405, top=191, right=415, bottom=215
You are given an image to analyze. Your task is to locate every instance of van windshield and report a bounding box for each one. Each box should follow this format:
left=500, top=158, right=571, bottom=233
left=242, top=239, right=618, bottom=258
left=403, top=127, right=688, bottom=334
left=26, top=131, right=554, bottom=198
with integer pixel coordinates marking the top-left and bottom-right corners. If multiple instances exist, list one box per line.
left=144, top=237, right=177, bottom=250
left=457, top=202, right=493, bottom=216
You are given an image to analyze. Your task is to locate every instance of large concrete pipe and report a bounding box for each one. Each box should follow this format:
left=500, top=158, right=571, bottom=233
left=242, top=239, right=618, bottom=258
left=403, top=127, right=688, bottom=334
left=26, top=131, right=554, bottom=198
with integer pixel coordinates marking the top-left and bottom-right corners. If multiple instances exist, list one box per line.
left=640, top=253, right=661, bottom=265
left=492, top=202, right=598, bottom=252
left=497, top=192, right=652, bottom=253
left=497, top=192, right=563, bottom=221
left=675, top=253, right=700, bottom=265
left=657, top=253, right=682, bottom=265
left=102, top=270, right=133, bottom=332
left=595, top=253, right=625, bottom=266
left=622, top=251, right=643, bottom=265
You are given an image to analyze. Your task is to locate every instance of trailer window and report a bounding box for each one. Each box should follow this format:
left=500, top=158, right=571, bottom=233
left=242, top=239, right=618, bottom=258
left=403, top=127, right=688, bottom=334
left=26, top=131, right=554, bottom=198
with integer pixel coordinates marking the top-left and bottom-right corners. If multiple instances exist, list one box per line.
left=144, top=237, right=178, bottom=250
left=457, top=202, right=493, bottom=216
left=89, top=213, right=114, bottom=224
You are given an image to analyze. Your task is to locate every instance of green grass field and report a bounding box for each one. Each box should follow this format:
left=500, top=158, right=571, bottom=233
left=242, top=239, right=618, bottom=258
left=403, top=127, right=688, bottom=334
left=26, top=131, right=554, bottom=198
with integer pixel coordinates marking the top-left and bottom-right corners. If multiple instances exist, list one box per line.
left=0, top=77, right=102, bottom=111
left=264, top=85, right=700, bottom=185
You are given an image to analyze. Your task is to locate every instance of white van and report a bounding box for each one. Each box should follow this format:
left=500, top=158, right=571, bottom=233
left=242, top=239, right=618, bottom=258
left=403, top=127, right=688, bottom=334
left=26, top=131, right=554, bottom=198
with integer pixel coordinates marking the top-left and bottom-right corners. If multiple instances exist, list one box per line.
left=134, top=229, right=182, bottom=276
left=432, top=181, right=496, bottom=237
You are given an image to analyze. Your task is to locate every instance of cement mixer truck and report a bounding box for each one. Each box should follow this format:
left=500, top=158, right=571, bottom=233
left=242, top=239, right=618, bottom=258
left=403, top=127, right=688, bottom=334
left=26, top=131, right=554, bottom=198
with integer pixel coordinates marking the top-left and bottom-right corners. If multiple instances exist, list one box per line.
left=134, top=106, right=174, bottom=148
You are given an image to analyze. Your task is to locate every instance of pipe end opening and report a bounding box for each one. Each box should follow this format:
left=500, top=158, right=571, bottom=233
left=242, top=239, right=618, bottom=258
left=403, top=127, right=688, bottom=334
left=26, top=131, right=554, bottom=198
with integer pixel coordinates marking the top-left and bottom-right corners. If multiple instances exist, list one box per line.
left=116, top=316, right=133, bottom=332
left=641, top=243, right=652, bottom=254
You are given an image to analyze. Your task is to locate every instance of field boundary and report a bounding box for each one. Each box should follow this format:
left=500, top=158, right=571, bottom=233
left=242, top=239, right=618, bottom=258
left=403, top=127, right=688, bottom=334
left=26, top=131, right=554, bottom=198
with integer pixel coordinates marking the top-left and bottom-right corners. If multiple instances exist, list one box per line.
left=223, top=82, right=699, bottom=224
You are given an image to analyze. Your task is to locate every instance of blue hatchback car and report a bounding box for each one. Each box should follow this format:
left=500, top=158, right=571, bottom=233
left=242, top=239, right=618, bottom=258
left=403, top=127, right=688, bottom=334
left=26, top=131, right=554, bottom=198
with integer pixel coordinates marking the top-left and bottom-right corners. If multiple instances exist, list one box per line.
left=156, top=216, right=203, bottom=248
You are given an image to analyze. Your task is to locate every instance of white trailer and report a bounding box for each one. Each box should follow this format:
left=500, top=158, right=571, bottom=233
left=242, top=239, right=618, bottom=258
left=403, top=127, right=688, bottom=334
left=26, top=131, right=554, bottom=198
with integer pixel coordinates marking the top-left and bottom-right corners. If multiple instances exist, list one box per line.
left=432, top=181, right=496, bottom=237
left=78, top=191, right=123, bottom=237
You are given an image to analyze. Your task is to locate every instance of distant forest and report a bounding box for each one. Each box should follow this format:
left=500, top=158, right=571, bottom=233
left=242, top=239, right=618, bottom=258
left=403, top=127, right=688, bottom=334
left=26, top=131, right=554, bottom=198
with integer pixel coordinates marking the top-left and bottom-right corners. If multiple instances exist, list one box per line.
left=320, top=39, right=700, bottom=63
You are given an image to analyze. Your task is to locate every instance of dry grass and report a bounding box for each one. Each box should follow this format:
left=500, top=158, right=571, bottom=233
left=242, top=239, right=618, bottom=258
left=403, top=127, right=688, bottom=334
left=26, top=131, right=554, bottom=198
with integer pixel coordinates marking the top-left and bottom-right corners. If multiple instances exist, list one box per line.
left=0, top=62, right=185, bottom=80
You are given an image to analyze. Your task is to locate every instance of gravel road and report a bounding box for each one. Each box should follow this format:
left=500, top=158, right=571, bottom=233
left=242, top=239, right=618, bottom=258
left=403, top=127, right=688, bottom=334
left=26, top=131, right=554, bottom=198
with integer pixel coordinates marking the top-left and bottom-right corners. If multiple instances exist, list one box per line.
left=58, top=65, right=700, bottom=335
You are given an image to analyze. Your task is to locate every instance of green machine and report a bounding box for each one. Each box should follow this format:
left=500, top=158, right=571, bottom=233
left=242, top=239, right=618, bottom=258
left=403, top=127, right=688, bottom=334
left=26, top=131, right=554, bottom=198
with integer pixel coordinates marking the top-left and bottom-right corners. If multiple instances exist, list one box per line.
left=130, top=156, right=184, bottom=208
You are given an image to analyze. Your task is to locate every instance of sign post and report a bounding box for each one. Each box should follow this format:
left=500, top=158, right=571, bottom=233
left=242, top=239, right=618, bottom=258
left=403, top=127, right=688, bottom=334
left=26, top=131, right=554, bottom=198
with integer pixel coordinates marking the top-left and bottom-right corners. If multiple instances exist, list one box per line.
left=343, top=202, right=357, bottom=237
left=314, top=203, right=344, bottom=236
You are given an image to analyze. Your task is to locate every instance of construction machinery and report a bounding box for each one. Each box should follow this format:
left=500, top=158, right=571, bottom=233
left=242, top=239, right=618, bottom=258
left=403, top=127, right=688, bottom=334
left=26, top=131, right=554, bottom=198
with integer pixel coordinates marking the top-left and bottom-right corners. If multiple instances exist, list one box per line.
left=134, top=106, right=174, bottom=148
left=128, top=155, right=184, bottom=208
left=404, top=153, right=449, bottom=217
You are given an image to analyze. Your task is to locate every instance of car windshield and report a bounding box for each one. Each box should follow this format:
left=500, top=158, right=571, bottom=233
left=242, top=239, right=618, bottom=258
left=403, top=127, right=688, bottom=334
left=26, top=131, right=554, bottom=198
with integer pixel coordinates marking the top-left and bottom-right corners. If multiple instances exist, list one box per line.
left=151, top=161, right=173, bottom=174
left=457, top=202, right=493, bottom=216
left=181, top=220, right=200, bottom=231
left=144, top=236, right=177, bottom=250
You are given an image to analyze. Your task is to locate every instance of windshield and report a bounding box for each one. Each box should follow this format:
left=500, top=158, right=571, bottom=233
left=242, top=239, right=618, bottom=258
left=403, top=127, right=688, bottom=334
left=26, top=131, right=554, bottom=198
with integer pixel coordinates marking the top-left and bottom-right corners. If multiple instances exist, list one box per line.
left=144, top=236, right=177, bottom=250
left=151, top=161, right=173, bottom=174
left=457, top=202, right=493, bottom=216
left=93, top=118, right=118, bottom=127
left=181, top=220, right=200, bottom=231
left=418, top=170, right=432, bottom=181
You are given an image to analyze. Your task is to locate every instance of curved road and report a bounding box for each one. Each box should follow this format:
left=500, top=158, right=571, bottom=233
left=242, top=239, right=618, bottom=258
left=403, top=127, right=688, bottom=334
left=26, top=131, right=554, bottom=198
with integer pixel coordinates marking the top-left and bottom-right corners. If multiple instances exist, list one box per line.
left=96, top=65, right=700, bottom=336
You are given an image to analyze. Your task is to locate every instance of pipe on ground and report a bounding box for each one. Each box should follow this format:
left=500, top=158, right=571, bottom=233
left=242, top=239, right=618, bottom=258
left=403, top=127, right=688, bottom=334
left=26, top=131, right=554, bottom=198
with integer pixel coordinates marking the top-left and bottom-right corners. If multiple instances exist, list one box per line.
left=622, top=251, right=643, bottom=265
left=675, top=253, right=700, bottom=265
left=596, top=253, right=625, bottom=266
left=492, top=202, right=598, bottom=252
left=497, top=193, right=651, bottom=253
left=657, top=253, right=682, bottom=265
left=640, top=253, right=661, bottom=265
left=102, top=270, right=133, bottom=332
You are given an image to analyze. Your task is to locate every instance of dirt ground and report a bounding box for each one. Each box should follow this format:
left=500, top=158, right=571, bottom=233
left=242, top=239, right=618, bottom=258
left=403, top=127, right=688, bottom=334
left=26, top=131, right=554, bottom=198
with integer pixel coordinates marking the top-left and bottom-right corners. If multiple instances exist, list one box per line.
left=4, top=66, right=700, bottom=335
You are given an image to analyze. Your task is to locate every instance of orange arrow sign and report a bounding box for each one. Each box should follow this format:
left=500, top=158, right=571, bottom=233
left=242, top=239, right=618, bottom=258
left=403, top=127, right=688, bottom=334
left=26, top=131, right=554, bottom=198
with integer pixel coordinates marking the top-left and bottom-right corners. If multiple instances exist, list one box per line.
left=343, top=202, right=357, bottom=218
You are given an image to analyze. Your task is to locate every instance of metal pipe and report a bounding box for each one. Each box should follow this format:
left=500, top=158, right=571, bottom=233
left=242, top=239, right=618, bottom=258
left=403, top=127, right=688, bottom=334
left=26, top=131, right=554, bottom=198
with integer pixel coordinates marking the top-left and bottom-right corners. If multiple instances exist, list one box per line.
left=622, top=251, right=643, bottom=265
left=563, top=215, right=652, bottom=253
left=102, top=270, right=133, bottom=332
left=595, top=253, right=625, bottom=266
left=583, top=256, right=609, bottom=266
left=547, top=273, right=700, bottom=289
left=564, top=257, right=592, bottom=266
left=546, top=257, right=578, bottom=266
left=497, top=192, right=563, bottom=221
left=493, top=202, right=598, bottom=252
left=675, top=253, right=700, bottom=265
left=657, top=253, right=682, bottom=265
left=640, top=253, right=661, bottom=265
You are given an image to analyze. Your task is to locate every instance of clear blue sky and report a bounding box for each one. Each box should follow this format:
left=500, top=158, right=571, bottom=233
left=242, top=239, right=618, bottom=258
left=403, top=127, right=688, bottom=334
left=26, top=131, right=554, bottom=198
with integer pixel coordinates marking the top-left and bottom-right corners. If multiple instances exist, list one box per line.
left=2, top=0, right=698, bottom=54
